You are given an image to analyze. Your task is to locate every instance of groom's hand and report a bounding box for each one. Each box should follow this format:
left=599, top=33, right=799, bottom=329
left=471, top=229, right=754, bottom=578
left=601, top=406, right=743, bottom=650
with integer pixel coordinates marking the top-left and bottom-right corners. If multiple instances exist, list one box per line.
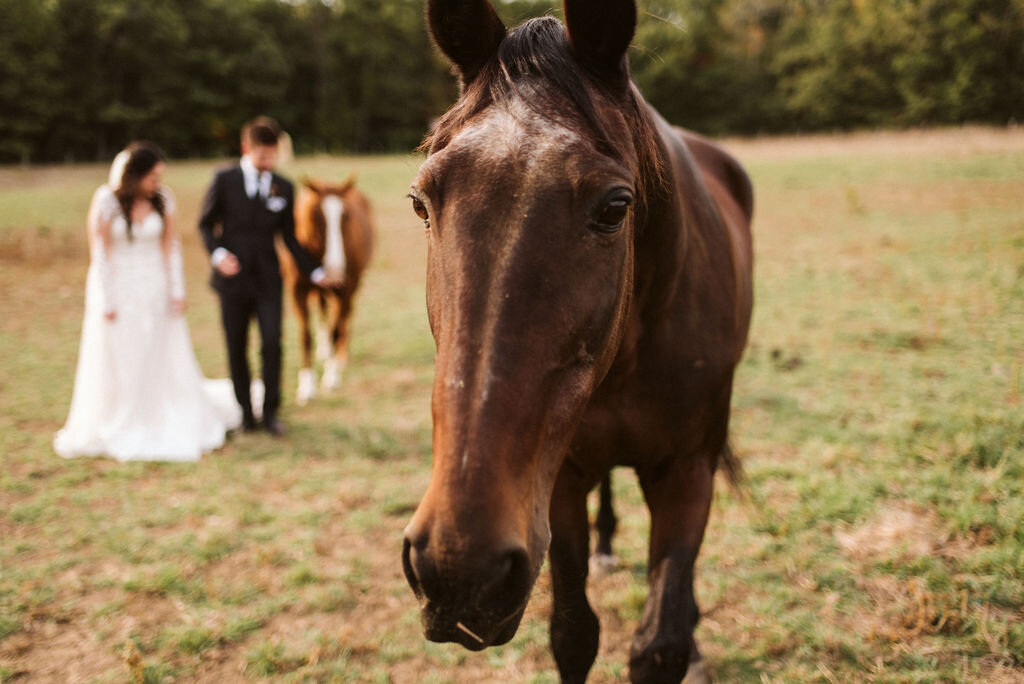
left=319, top=275, right=345, bottom=289
left=214, top=250, right=241, bottom=277
left=311, top=267, right=344, bottom=289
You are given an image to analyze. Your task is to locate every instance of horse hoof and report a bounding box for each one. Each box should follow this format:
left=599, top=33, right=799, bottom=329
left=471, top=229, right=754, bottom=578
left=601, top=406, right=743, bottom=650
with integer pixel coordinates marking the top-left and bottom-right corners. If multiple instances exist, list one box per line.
left=589, top=553, right=619, bottom=577
left=321, top=359, right=343, bottom=391
left=683, top=659, right=711, bottom=684
left=250, top=380, right=265, bottom=420
left=297, top=369, right=317, bottom=405
left=630, top=641, right=703, bottom=684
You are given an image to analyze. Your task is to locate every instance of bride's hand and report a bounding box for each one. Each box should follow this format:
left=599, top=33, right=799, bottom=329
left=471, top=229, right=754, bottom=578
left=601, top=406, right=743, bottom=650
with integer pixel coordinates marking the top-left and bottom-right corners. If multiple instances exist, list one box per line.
left=171, top=299, right=187, bottom=316
left=104, top=310, right=117, bottom=322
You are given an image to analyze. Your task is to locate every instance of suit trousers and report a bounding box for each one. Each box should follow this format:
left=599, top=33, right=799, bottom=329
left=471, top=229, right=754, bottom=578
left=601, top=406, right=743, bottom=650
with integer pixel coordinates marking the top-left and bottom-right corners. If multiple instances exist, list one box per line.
left=219, top=288, right=282, bottom=420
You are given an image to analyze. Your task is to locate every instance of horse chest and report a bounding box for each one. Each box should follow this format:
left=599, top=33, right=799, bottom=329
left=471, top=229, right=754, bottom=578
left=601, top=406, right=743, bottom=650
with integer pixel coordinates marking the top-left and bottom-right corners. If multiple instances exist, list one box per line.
left=573, top=350, right=731, bottom=462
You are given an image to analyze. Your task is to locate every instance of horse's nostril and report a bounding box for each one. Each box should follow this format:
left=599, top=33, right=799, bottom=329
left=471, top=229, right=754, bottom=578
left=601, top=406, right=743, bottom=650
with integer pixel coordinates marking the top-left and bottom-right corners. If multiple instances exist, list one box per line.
left=484, top=547, right=531, bottom=600
left=402, top=537, right=423, bottom=598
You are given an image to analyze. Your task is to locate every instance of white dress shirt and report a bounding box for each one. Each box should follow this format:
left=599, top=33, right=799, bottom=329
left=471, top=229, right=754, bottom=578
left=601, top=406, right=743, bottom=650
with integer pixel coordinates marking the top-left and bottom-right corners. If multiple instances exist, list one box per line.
left=240, top=155, right=272, bottom=199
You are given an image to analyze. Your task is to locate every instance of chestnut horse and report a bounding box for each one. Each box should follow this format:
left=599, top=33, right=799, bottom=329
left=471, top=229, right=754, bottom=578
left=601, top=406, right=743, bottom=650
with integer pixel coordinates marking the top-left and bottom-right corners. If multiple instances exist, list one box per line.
left=280, top=176, right=373, bottom=404
left=401, top=1, right=753, bottom=682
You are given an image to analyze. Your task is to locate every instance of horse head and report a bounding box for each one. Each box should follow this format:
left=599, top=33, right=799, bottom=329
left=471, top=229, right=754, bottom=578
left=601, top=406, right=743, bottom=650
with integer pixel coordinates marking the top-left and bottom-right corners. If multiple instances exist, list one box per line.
left=403, top=0, right=661, bottom=650
left=297, top=174, right=359, bottom=280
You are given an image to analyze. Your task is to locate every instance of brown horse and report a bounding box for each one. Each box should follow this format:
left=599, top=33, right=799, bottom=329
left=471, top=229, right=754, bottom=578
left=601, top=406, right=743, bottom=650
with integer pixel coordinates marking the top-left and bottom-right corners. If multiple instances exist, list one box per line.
left=281, top=175, right=373, bottom=404
left=401, top=1, right=753, bottom=682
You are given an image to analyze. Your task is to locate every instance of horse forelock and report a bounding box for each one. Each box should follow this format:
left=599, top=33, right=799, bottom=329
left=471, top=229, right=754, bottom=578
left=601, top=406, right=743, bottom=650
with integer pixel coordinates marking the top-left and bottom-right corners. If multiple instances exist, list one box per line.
left=422, top=16, right=665, bottom=215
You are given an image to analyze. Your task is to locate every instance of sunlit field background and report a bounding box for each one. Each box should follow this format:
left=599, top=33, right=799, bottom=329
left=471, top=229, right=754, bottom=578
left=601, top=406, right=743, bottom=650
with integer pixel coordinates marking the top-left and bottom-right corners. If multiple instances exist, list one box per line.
left=1, top=127, right=1022, bottom=682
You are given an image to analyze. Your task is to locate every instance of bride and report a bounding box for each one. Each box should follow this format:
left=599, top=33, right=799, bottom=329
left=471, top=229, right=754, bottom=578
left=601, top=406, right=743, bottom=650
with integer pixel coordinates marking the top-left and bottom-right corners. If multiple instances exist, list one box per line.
left=54, top=142, right=242, bottom=462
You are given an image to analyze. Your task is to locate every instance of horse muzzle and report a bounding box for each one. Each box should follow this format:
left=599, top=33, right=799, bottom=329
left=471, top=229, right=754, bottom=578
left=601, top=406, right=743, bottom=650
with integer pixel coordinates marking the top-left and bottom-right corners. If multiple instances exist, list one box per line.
left=402, top=531, right=535, bottom=650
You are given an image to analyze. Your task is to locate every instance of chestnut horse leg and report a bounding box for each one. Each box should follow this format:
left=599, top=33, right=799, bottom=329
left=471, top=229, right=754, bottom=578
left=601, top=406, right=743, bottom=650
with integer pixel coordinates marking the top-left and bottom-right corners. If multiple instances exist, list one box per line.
left=315, top=290, right=331, bottom=363
left=629, top=453, right=715, bottom=684
left=294, top=282, right=316, bottom=406
left=322, top=289, right=351, bottom=391
left=549, top=465, right=601, bottom=684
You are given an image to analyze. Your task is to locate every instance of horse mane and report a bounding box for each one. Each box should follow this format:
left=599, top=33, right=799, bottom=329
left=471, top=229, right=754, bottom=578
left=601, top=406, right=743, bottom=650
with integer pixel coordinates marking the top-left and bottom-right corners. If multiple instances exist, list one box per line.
left=422, top=17, right=666, bottom=216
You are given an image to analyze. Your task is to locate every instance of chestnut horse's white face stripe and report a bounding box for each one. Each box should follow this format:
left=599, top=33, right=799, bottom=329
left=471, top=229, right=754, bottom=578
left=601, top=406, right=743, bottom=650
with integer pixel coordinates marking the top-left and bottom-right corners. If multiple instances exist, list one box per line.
left=322, top=195, right=346, bottom=277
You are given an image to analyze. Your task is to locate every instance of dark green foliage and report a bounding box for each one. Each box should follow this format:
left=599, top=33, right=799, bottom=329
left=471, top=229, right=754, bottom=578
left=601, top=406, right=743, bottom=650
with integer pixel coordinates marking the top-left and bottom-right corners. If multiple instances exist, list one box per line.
left=2, top=0, right=1023, bottom=161
left=633, top=0, right=1024, bottom=134
left=0, top=0, right=60, bottom=163
left=3, top=0, right=452, bottom=162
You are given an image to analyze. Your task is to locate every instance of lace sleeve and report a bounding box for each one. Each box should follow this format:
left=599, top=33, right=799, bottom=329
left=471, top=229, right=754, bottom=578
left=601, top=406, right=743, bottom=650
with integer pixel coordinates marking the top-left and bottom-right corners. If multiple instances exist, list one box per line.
left=88, top=186, right=117, bottom=315
left=94, top=185, right=121, bottom=225
left=166, top=236, right=186, bottom=301
left=90, top=241, right=116, bottom=314
left=160, top=187, right=185, bottom=301
left=159, top=186, right=176, bottom=217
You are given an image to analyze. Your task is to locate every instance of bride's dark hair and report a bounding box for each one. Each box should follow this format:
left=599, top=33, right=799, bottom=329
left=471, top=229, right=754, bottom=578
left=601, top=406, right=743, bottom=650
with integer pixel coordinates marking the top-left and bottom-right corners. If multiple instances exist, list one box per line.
left=115, top=141, right=166, bottom=241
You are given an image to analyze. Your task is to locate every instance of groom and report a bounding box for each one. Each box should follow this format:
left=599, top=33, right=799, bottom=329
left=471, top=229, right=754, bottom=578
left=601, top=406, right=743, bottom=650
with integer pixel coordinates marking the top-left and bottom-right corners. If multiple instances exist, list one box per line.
left=199, top=117, right=333, bottom=436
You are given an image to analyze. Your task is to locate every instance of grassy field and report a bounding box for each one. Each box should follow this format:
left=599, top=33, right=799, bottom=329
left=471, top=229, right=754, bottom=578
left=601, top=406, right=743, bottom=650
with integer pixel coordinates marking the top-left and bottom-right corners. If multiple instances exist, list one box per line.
left=1, top=127, right=1022, bottom=683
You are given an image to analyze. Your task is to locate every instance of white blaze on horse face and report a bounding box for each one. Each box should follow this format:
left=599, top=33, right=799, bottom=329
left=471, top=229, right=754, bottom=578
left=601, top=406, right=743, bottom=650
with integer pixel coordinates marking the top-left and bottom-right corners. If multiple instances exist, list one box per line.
left=322, top=195, right=346, bottom=279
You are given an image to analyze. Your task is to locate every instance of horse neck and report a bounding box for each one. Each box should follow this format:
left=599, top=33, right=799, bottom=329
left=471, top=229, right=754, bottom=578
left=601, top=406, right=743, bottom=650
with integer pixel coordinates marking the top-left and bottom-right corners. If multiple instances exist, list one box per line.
left=631, top=107, right=689, bottom=315
left=630, top=103, right=726, bottom=334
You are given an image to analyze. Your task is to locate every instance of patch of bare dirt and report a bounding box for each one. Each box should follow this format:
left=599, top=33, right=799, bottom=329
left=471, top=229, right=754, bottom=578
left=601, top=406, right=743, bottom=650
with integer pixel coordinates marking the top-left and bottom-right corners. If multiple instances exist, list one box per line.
left=834, top=501, right=945, bottom=562
left=1, top=613, right=127, bottom=682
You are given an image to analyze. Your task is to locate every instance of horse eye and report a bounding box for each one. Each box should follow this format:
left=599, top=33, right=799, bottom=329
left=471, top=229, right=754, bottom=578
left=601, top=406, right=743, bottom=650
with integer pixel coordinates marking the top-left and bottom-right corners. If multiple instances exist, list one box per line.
left=410, top=196, right=429, bottom=222
left=589, top=195, right=632, bottom=233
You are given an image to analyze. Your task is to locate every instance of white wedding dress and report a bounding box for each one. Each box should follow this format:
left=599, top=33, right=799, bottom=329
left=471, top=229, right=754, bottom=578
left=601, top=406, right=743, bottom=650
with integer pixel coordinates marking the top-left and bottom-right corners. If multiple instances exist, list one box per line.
left=54, top=185, right=242, bottom=462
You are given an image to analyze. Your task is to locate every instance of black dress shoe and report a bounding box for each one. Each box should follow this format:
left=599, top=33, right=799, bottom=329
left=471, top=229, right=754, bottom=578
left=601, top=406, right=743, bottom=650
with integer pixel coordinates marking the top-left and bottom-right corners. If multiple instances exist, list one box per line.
left=264, top=415, right=286, bottom=437
left=241, top=414, right=259, bottom=433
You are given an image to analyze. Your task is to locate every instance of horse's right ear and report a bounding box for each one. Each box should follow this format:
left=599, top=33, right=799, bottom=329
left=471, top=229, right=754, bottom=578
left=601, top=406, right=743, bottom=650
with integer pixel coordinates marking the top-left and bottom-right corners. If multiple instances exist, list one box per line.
left=563, top=0, right=636, bottom=91
left=339, top=173, right=358, bottom=193
left=426, top=0, right=507, bottom=87
left=302, top=177, right=323, bottom=195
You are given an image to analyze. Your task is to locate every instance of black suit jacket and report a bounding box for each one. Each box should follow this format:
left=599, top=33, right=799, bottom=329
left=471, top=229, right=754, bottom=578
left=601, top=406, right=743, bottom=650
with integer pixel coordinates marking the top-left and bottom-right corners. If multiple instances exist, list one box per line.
left=198, top=165, right=318, bottom=297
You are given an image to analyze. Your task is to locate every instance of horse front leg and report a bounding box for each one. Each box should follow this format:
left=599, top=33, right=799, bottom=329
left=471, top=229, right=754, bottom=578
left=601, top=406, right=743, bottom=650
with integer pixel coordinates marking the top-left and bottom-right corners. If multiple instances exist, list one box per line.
left=293, top=283, right=316, bottom=406
left=315, top=290, right=331, bottom=363
left=549, top=464, right=601, bottom=684
left=630, top=454, right=714, bottom=684
left=321, top=289, right=351, bottom=392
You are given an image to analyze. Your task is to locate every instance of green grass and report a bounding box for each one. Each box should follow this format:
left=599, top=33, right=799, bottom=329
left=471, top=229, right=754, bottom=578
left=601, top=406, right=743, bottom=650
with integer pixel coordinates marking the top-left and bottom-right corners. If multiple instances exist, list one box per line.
left=1, top=128, right=1022, bottom=681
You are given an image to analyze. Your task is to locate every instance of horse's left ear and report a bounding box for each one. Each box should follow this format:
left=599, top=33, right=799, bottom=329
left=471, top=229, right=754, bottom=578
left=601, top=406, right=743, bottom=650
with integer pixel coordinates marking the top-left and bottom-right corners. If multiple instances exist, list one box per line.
left=563, top=0, right=636, bottom=90
left=340, top=172, right=358, bottom=193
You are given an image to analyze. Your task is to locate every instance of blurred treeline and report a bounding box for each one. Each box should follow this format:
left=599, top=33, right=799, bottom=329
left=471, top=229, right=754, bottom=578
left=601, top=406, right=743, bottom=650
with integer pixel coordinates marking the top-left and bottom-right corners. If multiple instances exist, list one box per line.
left=2, top=0, right=1022, bottom=163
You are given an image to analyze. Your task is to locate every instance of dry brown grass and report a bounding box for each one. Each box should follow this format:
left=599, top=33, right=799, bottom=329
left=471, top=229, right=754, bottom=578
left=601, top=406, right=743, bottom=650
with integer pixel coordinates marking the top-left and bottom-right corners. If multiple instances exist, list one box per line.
left=2, top=128, right=1023, bottom=681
